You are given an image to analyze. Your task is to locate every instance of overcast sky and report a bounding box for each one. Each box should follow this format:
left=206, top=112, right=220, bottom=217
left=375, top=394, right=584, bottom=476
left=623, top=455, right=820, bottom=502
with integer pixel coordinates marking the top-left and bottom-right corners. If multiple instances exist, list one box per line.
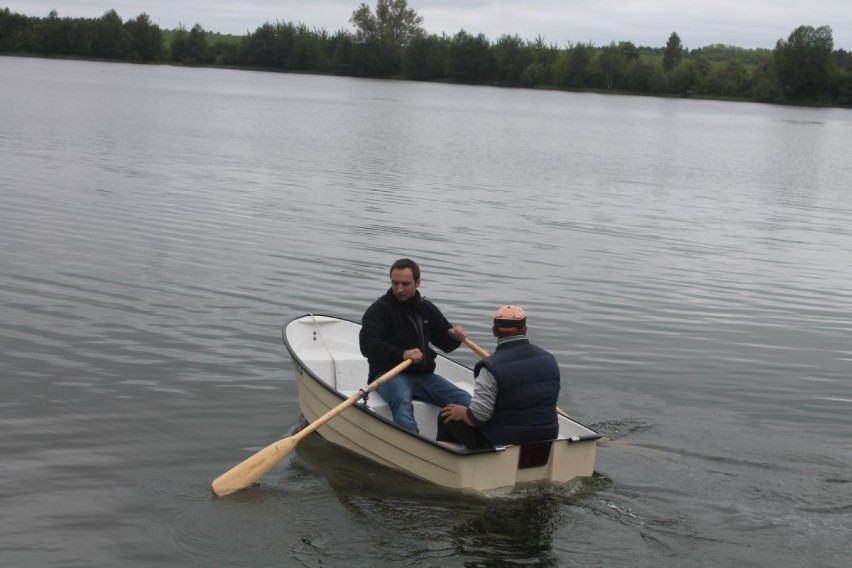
left=5, top=1, right=851, bottom=50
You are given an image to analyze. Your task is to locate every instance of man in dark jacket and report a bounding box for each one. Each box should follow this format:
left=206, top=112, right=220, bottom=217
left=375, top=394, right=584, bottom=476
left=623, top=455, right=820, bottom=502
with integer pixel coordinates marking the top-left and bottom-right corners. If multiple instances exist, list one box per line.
left=437, top=305, right=560, bottom=448
left=359, top=258, right=471, bottom=432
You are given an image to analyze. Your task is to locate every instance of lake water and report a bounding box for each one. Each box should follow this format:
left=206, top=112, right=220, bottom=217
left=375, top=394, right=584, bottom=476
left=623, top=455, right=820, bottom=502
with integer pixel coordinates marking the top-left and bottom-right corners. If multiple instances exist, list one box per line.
left=1, top=56, right=851, bottom=567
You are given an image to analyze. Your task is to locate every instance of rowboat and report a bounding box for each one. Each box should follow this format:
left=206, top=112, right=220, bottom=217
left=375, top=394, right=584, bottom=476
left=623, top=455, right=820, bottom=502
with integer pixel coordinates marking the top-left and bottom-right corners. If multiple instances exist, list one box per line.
left=281, top=314, right=601, bottom=493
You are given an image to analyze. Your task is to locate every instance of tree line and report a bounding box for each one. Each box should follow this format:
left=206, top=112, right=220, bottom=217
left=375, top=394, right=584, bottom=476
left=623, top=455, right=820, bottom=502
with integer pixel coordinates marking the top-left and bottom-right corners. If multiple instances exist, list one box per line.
left=1, top=2, right=850, bottom=106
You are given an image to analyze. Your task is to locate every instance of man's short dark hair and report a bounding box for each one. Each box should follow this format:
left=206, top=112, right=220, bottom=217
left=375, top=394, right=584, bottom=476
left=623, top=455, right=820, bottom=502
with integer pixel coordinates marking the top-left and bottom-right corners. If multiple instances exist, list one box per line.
left=390, top=258, right=420, bottom=281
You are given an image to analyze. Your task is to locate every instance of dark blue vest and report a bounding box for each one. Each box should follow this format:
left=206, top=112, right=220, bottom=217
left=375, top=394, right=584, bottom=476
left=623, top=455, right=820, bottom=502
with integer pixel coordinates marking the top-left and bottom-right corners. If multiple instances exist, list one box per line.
left=473, top=338, right=560, bottom=445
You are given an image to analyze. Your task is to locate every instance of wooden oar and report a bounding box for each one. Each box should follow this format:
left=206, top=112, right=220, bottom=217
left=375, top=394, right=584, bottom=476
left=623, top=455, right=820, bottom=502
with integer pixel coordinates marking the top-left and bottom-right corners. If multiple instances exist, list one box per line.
left=211, top=359, right=412, bottom=497
left=462, top=337, right=572, bottom=420
left=463, top=337, right=490, bottom=358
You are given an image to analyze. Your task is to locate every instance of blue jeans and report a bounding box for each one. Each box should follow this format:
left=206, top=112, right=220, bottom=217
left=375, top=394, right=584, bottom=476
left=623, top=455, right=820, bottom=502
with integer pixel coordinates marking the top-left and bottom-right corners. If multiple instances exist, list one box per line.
left=376, top=372, right=471, bottom=433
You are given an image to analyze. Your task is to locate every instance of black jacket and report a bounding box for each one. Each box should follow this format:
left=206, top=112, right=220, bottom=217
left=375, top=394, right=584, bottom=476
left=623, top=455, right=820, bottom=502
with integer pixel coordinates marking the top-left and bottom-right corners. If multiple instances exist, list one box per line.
left=359, top=289, right=461, bottom=381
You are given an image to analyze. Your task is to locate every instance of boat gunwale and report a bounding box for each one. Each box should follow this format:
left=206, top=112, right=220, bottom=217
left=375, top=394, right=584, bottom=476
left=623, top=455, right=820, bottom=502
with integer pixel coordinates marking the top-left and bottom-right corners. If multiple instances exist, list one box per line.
left=281, top=313, right=498, bottom=457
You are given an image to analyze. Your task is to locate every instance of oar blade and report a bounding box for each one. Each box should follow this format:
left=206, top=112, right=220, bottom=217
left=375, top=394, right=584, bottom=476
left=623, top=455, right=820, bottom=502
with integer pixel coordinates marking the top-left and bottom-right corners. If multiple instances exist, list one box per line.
left=211, top=358, right=411, bottom=497
left=211, top=436, right=297, bottom=497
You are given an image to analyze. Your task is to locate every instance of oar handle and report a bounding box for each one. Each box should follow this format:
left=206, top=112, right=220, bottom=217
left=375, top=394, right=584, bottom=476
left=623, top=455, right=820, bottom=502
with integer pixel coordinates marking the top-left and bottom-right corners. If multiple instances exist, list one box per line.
left=463, top=336, right=571, bottom=419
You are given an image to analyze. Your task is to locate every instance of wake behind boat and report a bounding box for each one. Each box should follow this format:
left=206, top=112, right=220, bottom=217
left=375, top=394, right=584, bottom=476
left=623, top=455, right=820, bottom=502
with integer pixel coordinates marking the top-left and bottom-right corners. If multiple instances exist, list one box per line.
left=282, top=314, right=600, bottom=492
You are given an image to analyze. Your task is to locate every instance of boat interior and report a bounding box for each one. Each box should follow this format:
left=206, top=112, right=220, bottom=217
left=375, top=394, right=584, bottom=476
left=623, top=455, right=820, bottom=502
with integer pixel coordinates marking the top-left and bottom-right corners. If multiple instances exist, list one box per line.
left=287, top=315, right=599, bottom=447
left=304, top=351, right=458, bottom=441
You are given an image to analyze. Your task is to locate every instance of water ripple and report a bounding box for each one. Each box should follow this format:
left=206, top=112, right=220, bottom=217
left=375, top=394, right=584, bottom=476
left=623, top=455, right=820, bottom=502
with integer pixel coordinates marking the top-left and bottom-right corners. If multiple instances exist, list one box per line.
left=3, top=58, right=852, bottom=568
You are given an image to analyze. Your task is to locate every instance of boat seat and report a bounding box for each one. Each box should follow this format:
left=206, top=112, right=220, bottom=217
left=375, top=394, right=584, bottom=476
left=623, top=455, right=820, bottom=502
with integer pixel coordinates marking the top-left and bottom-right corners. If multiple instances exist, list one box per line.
left=345, top=390, right=443, bottom=441
left=300, top=349, right=455, bottom=441
left=296, top=350, right=370, bottom=393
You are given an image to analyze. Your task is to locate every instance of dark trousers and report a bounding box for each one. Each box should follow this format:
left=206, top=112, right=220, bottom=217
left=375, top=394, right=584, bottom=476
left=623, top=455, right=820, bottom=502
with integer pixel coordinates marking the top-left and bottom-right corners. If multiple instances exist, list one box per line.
left=436, top=416, right=493, bottom=449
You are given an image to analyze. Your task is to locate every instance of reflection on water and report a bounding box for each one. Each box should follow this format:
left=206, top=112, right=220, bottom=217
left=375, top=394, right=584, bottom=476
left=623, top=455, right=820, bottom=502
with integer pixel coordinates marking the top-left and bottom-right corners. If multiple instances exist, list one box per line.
left=2, top=56, right=852, bottom=567
left=292, top=433, right=604, bottom=567
left=452, top=495, right=564, bottom=566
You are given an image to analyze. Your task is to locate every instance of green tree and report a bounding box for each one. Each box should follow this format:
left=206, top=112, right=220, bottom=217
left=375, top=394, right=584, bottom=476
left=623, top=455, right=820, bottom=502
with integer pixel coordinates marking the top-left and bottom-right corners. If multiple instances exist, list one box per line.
left=349, top=0, right=423, bottom=76
left=211, top=37, right=240, bottom=66
left=401, top=32, right=447, bottom=81
left=530, top=35, right=559, bottom=65
left=694, top=54, right=711, bottom=77
left=836, top=69, right=852, bottom=106
left=36, top=10, right=71, bottom=55
left=752, top=61, right=784, bottom=102
left=663, top=31, right=683, bottom=72
left=348, top=39, right=395, bottom=76
left=618, top=41, right=640, bottom=62
left=0, top=7, right=35, bottom=52
left=554, top=42, right=593, bottom=88
left=694, top=43, right=771, bottom=66
left=290, top=24, right=324, bottom=71
left=833, top=49, right=849, bottom=72
left=327, top=30, right=354, bottom=75
left=699, top=60, right=750, bottom=97
left=242, top=22, right=278, bottom=67
left=598, top=42, right=626, bottom=89
left=170, top=23, right=213, bottom=65
left=270, top=21, right=296, bottom=69
left=623, top=59, right=666, bottom=92
left=524, top=35, right=559, bottom=86
left=91, top=9, right=129, bottom=59
left=492, top=34, right=531, bottom=86
left=350, top=0, right=423, bottom=49
left=125, top=13, right=163, bottom=62
left=667, top=61, right=699, bottom=94
left=772, top=25, right=835, bottom=100
left=444, top=30, right=494, bottom=84
left=519, top=64, right=537, bottom=87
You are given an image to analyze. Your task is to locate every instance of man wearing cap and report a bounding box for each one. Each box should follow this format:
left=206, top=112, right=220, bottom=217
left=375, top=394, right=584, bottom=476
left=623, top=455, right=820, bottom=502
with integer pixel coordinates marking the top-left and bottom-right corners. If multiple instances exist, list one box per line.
left=437, top=306, right=560, bottom=448
left=359, top=258, right=471, bottom=433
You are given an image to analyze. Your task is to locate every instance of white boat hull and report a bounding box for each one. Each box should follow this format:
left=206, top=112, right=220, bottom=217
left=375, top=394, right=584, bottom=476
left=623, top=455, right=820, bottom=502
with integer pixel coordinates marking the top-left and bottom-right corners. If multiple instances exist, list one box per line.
left=283, top=314, right=599, bottom=492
